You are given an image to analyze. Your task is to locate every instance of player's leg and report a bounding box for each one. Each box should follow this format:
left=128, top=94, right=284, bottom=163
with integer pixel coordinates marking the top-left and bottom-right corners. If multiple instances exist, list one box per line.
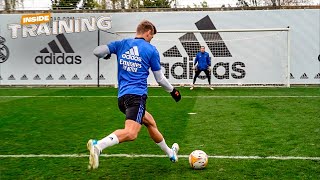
left=87, top=120, right=141, bottom=169
left=87, top=94, right=145, bottom=169
left=204, top=69, right=214, bottom=90
left=191, top=69, right=201, bottom=90
left=98, top=120, right=141, bottom=149
left=113, top=120, right=141, bottom=142
left=142, top=111, right=163, bottom=142
left=99, top=94, right=146, bottom=143
left=142, top=111, right=179, bottom=162
left=96, top=94, right=145, bottom=148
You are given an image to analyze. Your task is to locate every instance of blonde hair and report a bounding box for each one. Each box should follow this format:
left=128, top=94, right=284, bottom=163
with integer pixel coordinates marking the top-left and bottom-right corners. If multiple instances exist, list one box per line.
left=136, top=20, right=157, bottom=35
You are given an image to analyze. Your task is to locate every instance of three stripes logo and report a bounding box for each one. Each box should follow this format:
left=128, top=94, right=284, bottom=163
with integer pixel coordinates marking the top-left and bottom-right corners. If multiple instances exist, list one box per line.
left=8, top=74, right=15, bottom=80
left=120, top=46, right=142, bottom=72
left=46, top=74, right=54, bottom=80
left=27, top=74, right=95, bottom=81
left=33, top=74, right=41, bottom=80
left=122, top=46, right=142, bottom=62
left=59, top=74, right=66, bottom=80
left=163, top=16, right=232, bottom=58
left=35, top=34, right=81, bottom=65
left=20, top=74, right=28, bottom=80
left=99, top=74, right=105, bottom=80
left=290, top=73, right=295, bottom=79
left=161, top=15, right=245, bottom=80
left=72, top=74, right=79, bottom=80
left=85, top=74, right=92, bottom=80
left=300, top=73, right=308, bottom=79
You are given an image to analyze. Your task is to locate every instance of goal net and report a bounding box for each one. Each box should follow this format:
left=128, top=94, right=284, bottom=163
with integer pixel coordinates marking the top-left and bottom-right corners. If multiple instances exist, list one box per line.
left=108, top=28, right=290, bottom=87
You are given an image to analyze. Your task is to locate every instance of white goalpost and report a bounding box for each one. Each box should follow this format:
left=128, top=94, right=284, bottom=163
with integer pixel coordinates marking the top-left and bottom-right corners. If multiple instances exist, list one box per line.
left=115, top=28, right=290, bottom=87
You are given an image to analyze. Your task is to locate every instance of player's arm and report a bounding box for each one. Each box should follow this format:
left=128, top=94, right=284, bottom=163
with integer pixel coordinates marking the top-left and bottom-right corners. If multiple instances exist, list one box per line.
left=153, top=70, right=181, bottom=102
left=153, top=70, right=173, bottom=92
left=93, top=41, right=120, bottom=60
left=151, top=48, right=181, bottom=102
left=93, top=45, right=111, bottom=60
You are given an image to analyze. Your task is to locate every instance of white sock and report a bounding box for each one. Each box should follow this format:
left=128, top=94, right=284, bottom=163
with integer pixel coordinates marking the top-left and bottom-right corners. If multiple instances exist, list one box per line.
left=157, top=139, right=173, bottom=157
left=97, top=133, right=119, bottom=151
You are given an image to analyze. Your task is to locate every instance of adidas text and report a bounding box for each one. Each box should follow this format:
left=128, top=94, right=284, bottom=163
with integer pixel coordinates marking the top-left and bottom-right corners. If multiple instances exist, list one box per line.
left=121, top=54, right=141, bottom=62
left=161, top=57, right=246, bottom=80
left=35, top=53, right=82, bottom=65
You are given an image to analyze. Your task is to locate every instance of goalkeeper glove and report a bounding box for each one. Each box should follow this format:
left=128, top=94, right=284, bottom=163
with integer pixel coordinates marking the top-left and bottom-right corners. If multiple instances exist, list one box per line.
left=170, top=88, right=181, bottom=102
left=103, top=54, right=111, bottom=60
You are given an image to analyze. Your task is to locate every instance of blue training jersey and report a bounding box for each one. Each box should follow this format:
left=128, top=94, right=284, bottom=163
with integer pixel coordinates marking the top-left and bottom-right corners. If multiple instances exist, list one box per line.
left=107, top=38, right=161, bottom=98
left=194, top=52, right=211, bottom=70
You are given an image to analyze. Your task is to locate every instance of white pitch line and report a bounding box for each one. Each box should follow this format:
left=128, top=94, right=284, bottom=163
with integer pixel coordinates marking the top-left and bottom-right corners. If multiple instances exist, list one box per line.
left=0, top=154, right=319, bottom=160
left=0, top=96, right=319, bottom=98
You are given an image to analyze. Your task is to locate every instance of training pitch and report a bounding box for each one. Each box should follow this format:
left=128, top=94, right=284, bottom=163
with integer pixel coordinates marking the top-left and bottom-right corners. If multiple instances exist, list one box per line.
left=0, top=87, right=319, bottom=179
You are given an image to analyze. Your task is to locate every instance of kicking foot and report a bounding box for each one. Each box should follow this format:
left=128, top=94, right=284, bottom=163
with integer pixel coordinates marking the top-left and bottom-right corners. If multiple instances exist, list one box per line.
left=87, top=139, right=101, bottom=169
left=170, top=143, right=179, bottom=163
left=190, top=86, right=194, bottom=90
left=210, top=86, right=214, bottom=90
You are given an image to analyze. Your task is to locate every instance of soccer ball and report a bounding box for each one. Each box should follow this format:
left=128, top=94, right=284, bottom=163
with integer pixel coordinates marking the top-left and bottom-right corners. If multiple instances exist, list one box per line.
left=189, top=150, right=208, bottom=170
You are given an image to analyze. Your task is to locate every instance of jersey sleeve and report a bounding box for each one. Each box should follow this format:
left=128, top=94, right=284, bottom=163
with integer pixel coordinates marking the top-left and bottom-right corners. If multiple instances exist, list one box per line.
left=150, top=48, right=161, bottom=71
left=107, top=40, right=121, bottom=54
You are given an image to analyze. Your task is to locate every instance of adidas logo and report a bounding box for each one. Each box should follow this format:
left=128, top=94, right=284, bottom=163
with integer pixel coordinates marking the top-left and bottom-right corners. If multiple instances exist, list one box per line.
left=163, top=15, right=232, bottom=58
left=85, top=74, right=92, bottom=80
left=20, top=74, right=28, bottom=80
left=72, top=74, right=79, bottom=80
left=33, top=74, right=41, bottom=80
left=121, top=46, right=142, bottom=62
left=35, top=34, right=82, bottom=65
left=99, top=74, right=105, bottom=80
left=300, top=73, right=308, bottom=79
left=8, top=74, right=15, bottom=80
left=59, top=74, right=66, bottom=80
left=290, top=73, right=294, bottom=79
left=161, top=16, right=245, bottom=80
left=46, top=74, right=54, bottom=80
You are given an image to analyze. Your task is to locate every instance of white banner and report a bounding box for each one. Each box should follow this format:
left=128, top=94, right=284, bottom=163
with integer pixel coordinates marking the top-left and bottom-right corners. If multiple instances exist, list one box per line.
left=0, top=9, right=319, bottom=85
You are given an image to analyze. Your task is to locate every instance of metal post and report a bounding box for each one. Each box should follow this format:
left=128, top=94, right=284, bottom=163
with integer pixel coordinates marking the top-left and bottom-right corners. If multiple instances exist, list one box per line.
left=97, top=29, right=100, bottom=87
left=287, top=26, right=291, bottom=88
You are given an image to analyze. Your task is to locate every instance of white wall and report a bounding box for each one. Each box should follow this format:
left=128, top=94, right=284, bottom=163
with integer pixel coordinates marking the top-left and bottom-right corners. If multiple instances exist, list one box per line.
left=0, top=9, right=319, bottom=85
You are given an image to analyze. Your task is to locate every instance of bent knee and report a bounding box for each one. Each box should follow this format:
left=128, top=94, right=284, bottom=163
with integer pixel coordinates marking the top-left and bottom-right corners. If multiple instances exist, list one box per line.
left=126, top=131, right=138, bottom=141
left=143, top=112, right=156, bottom=127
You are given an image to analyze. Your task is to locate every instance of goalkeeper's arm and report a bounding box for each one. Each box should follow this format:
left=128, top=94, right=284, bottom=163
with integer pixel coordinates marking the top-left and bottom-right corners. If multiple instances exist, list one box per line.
left=93, top=45, right=111, bottom=60
left=153, top=70, right=181, bottom=102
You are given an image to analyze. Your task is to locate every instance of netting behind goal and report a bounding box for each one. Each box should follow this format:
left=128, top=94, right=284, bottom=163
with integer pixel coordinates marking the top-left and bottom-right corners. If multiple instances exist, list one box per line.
left=112, top=28, right=290, bottom=87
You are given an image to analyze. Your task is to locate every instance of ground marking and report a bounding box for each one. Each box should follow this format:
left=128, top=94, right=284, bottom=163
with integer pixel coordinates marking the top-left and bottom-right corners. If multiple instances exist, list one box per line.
left=0, top=154, right=319, bottom=160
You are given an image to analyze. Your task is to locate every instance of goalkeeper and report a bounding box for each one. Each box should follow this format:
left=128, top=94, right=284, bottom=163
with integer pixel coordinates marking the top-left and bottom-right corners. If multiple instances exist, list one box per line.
left=87, top=20, right=181, bottom=169
left=190, top=46, right=213, bottom=90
